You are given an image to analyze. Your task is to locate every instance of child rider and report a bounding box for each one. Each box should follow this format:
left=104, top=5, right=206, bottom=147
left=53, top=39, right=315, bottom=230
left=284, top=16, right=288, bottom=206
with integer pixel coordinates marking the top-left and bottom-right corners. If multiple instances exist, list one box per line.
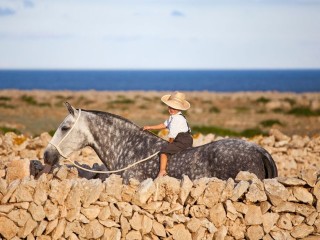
left=143, top=91, right=193, bottom=177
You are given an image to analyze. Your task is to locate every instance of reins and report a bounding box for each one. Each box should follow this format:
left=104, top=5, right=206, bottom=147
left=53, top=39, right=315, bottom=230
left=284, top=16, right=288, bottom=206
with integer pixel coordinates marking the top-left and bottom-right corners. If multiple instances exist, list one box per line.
left=49, top=108, right=161, bottom=174
left=65, top=151, right=160, bottom=174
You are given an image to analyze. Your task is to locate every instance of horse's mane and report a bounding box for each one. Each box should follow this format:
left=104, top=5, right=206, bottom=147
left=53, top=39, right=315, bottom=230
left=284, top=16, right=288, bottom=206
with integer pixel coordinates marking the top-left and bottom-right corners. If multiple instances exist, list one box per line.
left=82, top=109, right=161, bottom=139
left=82, top=109, right=138, bottom=126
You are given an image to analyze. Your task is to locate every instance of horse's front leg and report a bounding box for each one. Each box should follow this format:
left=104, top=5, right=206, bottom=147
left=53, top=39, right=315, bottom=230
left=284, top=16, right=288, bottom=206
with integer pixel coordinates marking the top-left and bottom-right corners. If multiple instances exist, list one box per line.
left=35, top=164, right=52, bottom=179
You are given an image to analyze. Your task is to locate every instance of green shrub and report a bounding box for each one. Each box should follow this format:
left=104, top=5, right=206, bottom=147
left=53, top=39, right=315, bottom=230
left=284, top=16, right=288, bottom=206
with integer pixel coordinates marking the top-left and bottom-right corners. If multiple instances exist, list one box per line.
left=111, top=99, right=135, bottom=104
left=0, top=96, right=11, bottom=101
left=272, top=108, right=285, bottom=113
left=192, top=125, right=266, bottom=138
left=139, top=105, right=148, bottom=109
left=256, top=97, right=271, bottom=104
left=240, top=128, right=266, bottom=138
left=55, top=95, right=74, bottom=100
left=21, top=95, right=38, bottom=105
left=288, top=107, right=320, bottom=116
left=0, top=126, right=21, bottom=134
left=141, top=97, right=153, bottom=102
left=38, top=102, right=51, bottom=107
left=235, top=107, right=249, bottom=113
left=20, top=95, right=50, bottom=107
left=49, top=129, right=56, bottom=136
left=0, top=103, right=15, bottom=109
left=209, top=106, right=220, bottom=113
left=283, top=98, right=296, bottom=106
left=192, top=125, right=239, bottom=136
left=257, top=109, right=266, bottom=114
left=260, top=119, right=284, bottom=127
left=109, top=95, right=135, bottom=105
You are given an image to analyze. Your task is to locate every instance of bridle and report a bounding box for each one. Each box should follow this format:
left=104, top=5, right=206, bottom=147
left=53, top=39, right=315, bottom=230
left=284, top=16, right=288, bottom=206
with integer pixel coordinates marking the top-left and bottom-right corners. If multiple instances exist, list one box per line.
left=47, top=108, right=159, bottom=174
left=49, top=109, right=82, bottom=159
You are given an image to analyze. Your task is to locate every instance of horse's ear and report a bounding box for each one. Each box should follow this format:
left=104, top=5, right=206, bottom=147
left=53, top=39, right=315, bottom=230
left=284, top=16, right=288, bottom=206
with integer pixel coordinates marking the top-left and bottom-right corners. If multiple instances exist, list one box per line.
left=64, top=102, right=76, bottom=116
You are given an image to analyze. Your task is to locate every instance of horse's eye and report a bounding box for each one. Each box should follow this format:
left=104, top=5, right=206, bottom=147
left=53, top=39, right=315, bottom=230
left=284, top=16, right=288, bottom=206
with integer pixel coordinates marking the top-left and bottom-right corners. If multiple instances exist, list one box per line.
left=61, top=126, right=70, bottom=131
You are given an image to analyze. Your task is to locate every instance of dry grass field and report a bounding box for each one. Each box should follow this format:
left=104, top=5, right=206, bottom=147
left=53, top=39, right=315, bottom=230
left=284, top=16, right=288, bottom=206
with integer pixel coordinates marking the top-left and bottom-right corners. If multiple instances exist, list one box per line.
left=0, top=90, right=319, bottom=137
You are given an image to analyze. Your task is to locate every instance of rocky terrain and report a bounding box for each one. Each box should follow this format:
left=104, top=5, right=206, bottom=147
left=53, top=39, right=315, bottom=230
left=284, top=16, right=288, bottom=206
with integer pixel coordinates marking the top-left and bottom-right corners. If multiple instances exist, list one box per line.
left=0, top=128, right=320, bottom=239
left=1, top=90, right=320, bottom=239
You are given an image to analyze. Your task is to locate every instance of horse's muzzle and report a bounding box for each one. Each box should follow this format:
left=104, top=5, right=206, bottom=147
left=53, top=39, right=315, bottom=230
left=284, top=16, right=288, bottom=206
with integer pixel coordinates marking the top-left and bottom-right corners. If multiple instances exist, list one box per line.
left=43, top=146, right=60, bottom=166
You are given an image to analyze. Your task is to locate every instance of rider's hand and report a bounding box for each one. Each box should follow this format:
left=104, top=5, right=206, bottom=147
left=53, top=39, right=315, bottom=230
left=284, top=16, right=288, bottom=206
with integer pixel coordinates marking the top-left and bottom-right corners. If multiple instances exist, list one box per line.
left=143, top=126, right=149, bottom=131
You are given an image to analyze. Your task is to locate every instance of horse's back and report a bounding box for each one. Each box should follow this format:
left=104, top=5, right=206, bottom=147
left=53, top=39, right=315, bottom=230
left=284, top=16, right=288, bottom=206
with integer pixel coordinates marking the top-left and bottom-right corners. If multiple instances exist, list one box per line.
left=170, top=138, right=277, bottom=180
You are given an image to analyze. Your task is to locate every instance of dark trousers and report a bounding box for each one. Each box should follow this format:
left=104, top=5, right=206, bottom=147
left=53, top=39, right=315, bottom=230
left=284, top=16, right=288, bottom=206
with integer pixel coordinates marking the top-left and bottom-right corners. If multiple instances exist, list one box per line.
left=160, top=132, right=193, bottom=155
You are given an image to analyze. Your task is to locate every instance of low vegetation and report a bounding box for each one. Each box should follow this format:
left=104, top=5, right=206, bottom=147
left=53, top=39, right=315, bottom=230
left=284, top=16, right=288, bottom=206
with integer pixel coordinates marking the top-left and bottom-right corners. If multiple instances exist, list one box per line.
left=288, top=107, right=320, bottom=116
left=20, top=95, right=50, bottom=107
left=255, top=97, right=271, bottom=104
left=209, top=106, right=220, bottom=113
left=108, top=95, right=135, bottom=105
left=0, top=103, right=15, bottom=109
left=0, top=96, right=11, bottom=101
left=283, top=97, right=296, bottom=106
left=260, top=119, right=284, bottom=127
left=191, top=125, right=266, bottom=138
left=0, top=126, right=21, bottom=134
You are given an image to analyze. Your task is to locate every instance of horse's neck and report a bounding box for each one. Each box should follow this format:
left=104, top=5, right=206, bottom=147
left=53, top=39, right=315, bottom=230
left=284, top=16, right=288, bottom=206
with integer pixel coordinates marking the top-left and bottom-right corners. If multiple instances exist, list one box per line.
left=88, top=112, right=163, bottom=170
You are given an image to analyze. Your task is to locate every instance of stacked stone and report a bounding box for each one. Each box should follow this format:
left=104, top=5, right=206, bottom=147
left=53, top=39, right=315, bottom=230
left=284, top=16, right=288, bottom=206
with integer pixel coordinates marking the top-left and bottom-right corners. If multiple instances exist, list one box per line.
left=253, top=129, right=320, bottom=178
left=0, top=132, right=101, bottom=180
left=1, top=129, right=320, bottom=180
left=0, top=132, right=51, bottom=180
left=0, top=168, right=319, bottom=240
left=1, top=130, right=320, bottom=239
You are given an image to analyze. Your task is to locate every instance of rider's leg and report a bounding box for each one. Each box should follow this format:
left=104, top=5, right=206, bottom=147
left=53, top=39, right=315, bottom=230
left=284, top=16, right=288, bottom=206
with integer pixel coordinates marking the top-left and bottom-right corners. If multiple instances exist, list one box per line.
left=158, top=153, right=168, bottom=177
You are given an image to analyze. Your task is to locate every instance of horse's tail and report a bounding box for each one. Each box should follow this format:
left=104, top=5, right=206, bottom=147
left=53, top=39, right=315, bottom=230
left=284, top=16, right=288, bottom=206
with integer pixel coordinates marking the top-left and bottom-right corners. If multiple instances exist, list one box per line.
left=259, top=148, right=278, bottom=178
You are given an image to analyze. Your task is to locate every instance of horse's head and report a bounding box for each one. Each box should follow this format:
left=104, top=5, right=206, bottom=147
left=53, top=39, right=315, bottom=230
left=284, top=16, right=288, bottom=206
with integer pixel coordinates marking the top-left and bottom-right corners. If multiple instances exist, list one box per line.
left=43, top=102, right=93, bottom=166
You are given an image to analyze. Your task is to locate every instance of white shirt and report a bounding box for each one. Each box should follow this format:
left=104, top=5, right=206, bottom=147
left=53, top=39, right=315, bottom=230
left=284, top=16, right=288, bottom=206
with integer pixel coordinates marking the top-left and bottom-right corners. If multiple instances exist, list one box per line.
left=164, top=112, right=190, bottom=138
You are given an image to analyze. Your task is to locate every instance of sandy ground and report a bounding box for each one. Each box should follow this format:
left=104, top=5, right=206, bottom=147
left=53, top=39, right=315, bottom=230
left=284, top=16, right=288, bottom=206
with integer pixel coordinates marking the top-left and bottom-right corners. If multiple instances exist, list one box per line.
left=0, top=90, right=319, bottom=137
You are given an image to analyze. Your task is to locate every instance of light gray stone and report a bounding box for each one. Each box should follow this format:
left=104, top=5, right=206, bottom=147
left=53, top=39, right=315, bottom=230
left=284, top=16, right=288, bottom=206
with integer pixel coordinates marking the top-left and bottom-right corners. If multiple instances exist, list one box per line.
left=83, top=219, right=104, bottom=239
left=209, top=203, right=226, bottom=227
left=246, top=225, right=264, bottom=240
left=179, top=175, right=193, bottom=205
left=276, top=176, right=306, bottom=186
left=291, top=224, right=314, bottom=238
left=231, top=180, right=250, bottom=201
left=0, top=216, right=19, bottom=239
left=152, top=220, right=166, bottom=237
left=100, top=174, right=123, bottom=202
left=132, top=178, right=156, bottom=205
left=292, top=187, right=314, bottom=204
left=197, top=178, right=225, bottom=208
left=264, top=179, right=289, bottom=206
left=167, top=224, right=192, bottom=240
left=49, top=179, right=72, bottom=205
left=246, top=180, right=267, bottom=202
left=28, top=202, right=46, bottom=221
left=80, top=205, right=101, bottom=220
left=245, top=205, right=263, bottom=225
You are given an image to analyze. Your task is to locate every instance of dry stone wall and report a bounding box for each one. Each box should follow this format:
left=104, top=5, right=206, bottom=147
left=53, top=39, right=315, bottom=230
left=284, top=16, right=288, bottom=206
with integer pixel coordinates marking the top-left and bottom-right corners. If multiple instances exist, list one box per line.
left=0, top=130, right=320, bottom=239
left=1, top=170, right=320, bottom=239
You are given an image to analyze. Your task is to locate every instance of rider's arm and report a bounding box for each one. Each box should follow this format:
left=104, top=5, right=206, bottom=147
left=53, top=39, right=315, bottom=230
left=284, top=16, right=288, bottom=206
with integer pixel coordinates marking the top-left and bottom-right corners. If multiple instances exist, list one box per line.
left=143, top=123, right=166, bottom=131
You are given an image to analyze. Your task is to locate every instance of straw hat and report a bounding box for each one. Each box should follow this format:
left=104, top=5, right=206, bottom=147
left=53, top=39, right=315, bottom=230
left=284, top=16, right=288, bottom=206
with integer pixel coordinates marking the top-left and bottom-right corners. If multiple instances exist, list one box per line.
left=161, top=91, right=190, bottom=110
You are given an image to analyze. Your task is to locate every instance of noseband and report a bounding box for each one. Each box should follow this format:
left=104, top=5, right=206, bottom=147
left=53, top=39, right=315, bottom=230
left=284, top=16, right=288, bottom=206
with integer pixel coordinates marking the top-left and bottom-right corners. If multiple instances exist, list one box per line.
left=49, top=109, right=82, bottom=159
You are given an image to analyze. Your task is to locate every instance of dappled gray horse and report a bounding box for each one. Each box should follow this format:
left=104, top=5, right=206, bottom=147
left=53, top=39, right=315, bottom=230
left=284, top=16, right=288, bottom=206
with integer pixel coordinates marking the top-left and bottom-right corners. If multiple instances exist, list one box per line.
left=43, top=103, right=278, bottom=182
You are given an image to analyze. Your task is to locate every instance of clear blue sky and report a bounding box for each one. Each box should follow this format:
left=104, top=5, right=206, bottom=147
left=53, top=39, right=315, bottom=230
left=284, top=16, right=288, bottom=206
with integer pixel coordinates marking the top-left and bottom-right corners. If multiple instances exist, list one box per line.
left=0, top=0, right=320, bottom=69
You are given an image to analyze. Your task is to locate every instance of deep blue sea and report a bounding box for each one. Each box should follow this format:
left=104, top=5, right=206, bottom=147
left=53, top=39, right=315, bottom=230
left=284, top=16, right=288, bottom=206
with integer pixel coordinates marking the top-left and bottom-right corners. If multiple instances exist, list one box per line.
left=0, top=70, right=320, bottom=92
